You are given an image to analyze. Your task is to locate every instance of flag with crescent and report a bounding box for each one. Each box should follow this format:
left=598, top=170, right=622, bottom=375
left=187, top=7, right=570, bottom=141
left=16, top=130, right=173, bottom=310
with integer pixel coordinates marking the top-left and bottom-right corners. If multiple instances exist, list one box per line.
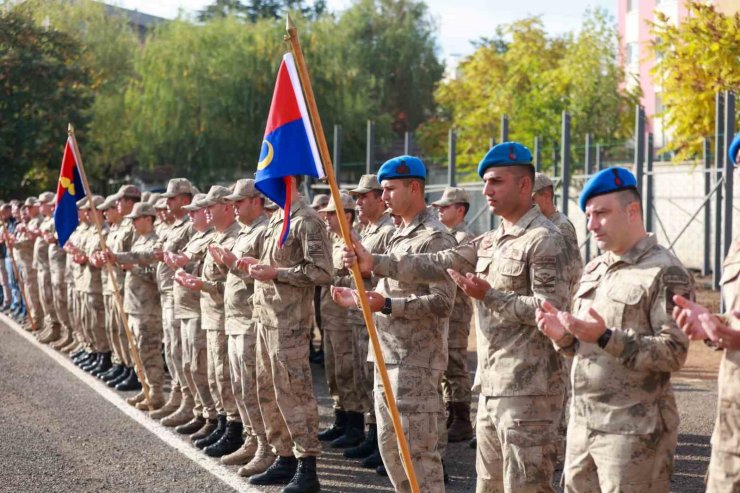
left=54, top=136, right=86, bottom=247
left=255, top=52, right=324, bottom=247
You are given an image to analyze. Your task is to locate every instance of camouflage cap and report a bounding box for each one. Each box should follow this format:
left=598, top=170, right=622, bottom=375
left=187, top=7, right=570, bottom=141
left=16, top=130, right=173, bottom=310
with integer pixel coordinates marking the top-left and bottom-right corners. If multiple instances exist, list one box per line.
left=154, top=197, right=168, bottom=210
left=141, top=191, right=151, bottom=203
left=125, top=202, right=157, bottom=219
left=112, top=184, right=142, bottom=201
left=182, top=193, right=208, bottom=212
left=226, top=179, right=261, bottom=201
left=38, top=192, right=55, bottom=204
left=161, top=178, right=196, bottom=198
left=319, top=192, right=355, bottom=213
left=78, top=195, right=104, bottom=210
left=532, top=172, right=554, bottom=194
left=349, top=174, right=382, bottom=194
left=201, top=185, right=233, bottom=207
left=310, top=194, right=330, bottom=209
left=264, top=199, right=279, bottom=211
left=432, top=187, right=470, bottom=207
left=97, top=194, right=118, bottom=211
left=23, top=197, right=39, bottom=207
left=146, top=193, right=161, bottom=206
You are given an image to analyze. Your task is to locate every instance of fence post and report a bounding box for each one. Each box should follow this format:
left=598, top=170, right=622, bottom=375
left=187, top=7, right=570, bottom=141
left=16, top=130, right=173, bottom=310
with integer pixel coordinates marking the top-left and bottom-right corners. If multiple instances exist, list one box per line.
left=703, top=137, right=712, bottom=276
left=634, top=105, right=646, bottom=197
left=534, top=136, right=541, bottom=172
left=404, top=131, right=413, bottom=155
left=333, top=124, right=341, bottom=181
left=500, top=115, right=509, bottom=142
left=553, top=146, right=559, bottom=180
left=489, top=138, right=496, bottom=149
left=723, top=91, right=735, bottom=260
left=448, top=129, right=457, bottom=187
left=366, top=119, right=375, bottom=174
left=561, top=112, right=571, bottom=216
left=596, top=143, right=603, bottom=170
left=713, top=92, right=725, bottom=289
left=584, top=133, right=592, bottom=262
left=645, top=133, right=654, bottom=233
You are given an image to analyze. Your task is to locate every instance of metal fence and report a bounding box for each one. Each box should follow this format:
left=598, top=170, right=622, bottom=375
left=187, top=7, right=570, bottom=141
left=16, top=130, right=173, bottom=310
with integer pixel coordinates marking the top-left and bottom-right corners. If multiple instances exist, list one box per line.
left=313, top=91, right=739, bottom=286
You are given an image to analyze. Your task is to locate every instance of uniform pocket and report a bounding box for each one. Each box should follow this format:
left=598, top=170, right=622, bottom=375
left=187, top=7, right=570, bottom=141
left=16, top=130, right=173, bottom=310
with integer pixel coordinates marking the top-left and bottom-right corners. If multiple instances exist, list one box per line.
left=505, top=420, right=558, bottom=483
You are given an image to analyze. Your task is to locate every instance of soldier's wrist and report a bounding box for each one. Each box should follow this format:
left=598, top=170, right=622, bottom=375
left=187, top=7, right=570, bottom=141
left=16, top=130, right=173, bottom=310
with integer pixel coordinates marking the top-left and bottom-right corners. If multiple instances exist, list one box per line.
left=596, top=328, right=613, bottom=349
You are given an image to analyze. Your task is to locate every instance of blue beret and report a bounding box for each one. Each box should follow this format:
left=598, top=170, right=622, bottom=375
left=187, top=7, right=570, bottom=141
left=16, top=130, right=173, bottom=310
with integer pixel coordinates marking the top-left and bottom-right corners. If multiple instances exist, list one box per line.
left=729, top=131, right=740, bottom=166
left=377, top=155, right=426, bottom=183
left=579, top=167, right=638, bottom=211
left=478, top=142, right=533, bottom=178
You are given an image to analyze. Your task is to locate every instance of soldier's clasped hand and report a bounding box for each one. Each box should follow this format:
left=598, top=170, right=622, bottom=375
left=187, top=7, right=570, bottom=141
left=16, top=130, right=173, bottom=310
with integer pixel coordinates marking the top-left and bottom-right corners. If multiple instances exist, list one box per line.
left=342, top=238, right=373, bottom=277
left=698, top=310, right=740, bottom=350
left=536, top=301, right=567, bottom=341
left=672, top=294, right=713, bottom=341
left=446, top=269, right=490, bottom=300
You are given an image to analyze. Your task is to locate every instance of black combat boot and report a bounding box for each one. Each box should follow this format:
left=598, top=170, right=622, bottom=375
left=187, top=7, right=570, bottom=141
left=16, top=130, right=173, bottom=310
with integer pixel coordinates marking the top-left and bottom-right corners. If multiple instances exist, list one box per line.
left=73, top=351, right=94, bottom=366
left=361, top=448, right=382, bottom=469
left=190, top=418, right=218, bottom=442
left=194, top=414, right=226, bottom=449
left=317, top=409, right=346, bottom=441
left=282, top=456, right=320, bottom=493
left=108, top=367, right=131, bottom=388
left=249, top=456, right=298, bottom=486
left=330, top=411, right=364, bottom=448
left=447, top=401, right=474, bottom=442
left=91, top=352, right=113, bottom=377
left=101, top=364, right=126, bottom=382
left=344, top=423, right=377, bottom=459
left=204, top=420, right=244, bottom=457
left=176, top=416, right=206, bottom=435
left=376, top=464, right=387, bottom=476
left=81, top=353, right=102, bottom=372
left=115, top=368, right=142, bottom=391
left=469, top=436, right=477, bottom=449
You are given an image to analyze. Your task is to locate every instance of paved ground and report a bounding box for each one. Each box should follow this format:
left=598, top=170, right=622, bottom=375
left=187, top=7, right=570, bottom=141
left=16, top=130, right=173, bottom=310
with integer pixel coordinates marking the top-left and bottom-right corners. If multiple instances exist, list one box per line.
left=0, top=314, right=719, bottom=492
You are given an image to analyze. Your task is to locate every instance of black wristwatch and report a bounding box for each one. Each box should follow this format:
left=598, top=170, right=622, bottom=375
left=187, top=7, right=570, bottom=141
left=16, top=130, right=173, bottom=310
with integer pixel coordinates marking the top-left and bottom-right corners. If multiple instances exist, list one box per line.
left=381, top=297, right=392, bottom=315
left=597, top=328, right=613, bottom=349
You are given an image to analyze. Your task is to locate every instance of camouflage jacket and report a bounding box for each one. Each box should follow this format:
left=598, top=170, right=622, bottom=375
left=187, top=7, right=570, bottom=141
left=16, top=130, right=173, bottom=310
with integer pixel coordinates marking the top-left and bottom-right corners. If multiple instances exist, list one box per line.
left=79, top=223, right=108, bottom=294
left=33, top=216, right=54, bottom=271
left=14, top=216, right=40, bottom=265
left=447, top=221, right=475, bottom=336
left=320, top=234, right=353, bottom=331
left=547, top=210, right=583, bottom=310
left=372, top=206, right=571, bottom=397
left=370, top=209, right=457, bottom=372
left=714, top=235, right=740, bottom=451
left=102, top=219, right=135, bottom=296
left=155, top=214, right=192, bottom=295
left=200, top=221, right=240, bottom=331
left=253, top=198, right=332, bottom=330
left=556, top=234, right=691, bottom=435
left=224, top=215, right=267, bottom=335
left=72, top=224, right=90, bottom=291
left=116, top=231, right=161, bottom=316
left=174, top=228, right=214, bottom=320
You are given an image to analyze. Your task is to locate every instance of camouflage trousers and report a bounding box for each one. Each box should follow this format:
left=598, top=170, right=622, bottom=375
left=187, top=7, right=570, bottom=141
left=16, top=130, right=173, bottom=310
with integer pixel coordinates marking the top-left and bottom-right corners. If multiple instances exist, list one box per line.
left=375, top=365, right=446, bottom=493
left=475, top=394, right=561, bottom=493
left=0, top=257, right=9, bottom=305
left=51, top=279, right=71, bottom=331
left=564, top=420, right=677, bottom=493
left=228, top=331, right=266, bottom=439
left=206, top=329, right=239, bottom=421
left=707, top=448, right=740, bottom=492
left=67, top=285, right=84, bottom=346
left=37, top=267, right=59, bottom=331
left=81, top=292, right=109, bottom=352
left=18, top=262, right=43, bottom=329
left=323, top=325, right=359, bottom=412
left=104, top=294, right=132, bottom=366
left=441, top=344, right=472, bottom=404
left=352, top=323, right=375, bottom=424
left=129, top=313, right=164, bottom=400
left=256, top=323, right=320, bottom=458
left=161, top=294, right=187, bottom=398
left=181, top=317, right=215, bottom=419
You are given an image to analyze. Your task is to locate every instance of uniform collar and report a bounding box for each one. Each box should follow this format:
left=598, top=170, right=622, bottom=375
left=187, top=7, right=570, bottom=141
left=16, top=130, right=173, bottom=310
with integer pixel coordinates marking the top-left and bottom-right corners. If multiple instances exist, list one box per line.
left=270, top=196, right=309, bottom=227
left=395, top=208, right=433, bottom=239
left=606, top=233, right=656, bottom=266
left=365, top=214, right=393, bottom=233
left=496, top=206, right=541, bottom=239
left=240, top=213, right=267, bottom=233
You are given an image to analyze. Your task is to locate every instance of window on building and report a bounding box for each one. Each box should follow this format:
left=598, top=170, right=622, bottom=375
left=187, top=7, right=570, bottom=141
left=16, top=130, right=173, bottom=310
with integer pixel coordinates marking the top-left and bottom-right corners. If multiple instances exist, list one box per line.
left=626, top=42, right=639, bottom=66
left=655, top=94, right=665, bottom=115
left=627, top=0, right=636, bottom=12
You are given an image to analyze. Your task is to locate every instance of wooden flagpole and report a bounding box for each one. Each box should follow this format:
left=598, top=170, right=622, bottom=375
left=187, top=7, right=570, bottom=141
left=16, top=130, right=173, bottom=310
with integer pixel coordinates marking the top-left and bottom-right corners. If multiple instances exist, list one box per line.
left=67, top=124, right=154, bottom=411
left=284, top=16, right=421, bottom=493
left=0, top=217, right=37, bottom=332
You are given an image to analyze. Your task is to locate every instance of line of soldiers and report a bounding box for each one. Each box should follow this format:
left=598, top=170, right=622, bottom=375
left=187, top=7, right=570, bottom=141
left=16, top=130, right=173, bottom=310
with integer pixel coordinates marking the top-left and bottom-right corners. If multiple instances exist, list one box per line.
left=1, top=137, right=740, bottom=493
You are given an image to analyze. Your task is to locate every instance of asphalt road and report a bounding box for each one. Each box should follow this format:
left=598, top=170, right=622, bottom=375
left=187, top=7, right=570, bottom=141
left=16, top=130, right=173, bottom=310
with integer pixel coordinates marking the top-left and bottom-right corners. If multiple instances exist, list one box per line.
left=0, top=316, right=717, bottom=493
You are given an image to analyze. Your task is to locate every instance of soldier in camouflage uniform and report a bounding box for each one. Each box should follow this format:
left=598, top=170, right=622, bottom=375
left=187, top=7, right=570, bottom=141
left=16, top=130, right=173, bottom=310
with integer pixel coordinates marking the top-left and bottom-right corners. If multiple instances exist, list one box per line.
left=166, top=193, right=217, bottom=438
left=208, top=179, right=273, bottom=474
left=432, top=186, right=476, bottom=443
left=178, top=186, right=242, bottom=456
left=343, top=144, right=573, bottom=493
left=342, top=174, right=396, bottom=469
left=672, top=137, right=740, bottom=492
left=47, top=198, right=74, bottom=352
left=242, top=176, right=331, bottom=493
left=61, top=203, right=86, bottom=354
left=315, top=193, right=365, bottom=449
left=335, top=157, right=457, bottom=493
left=33, top=192, right=61, bottom=344
left=104, top=202, right=164, bottom=410
left=14, top=198, right=44, bottom=331
left=538, top=167, right=691, bottom=493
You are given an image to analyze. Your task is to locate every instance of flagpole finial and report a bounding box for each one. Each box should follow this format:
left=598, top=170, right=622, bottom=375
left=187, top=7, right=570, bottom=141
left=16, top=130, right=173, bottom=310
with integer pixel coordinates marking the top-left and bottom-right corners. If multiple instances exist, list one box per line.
left=67, top=123, right=74, bottom=135
left=286, top=14, right=296, bottom=36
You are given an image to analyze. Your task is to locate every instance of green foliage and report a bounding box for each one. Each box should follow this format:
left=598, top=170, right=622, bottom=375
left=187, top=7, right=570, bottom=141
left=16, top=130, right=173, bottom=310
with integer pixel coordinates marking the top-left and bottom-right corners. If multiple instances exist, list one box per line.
left=650, top=2, right=740, bottom=160
left=0, top=9, right=92, bottom=197
left=418, top=8, right=638, bottom=174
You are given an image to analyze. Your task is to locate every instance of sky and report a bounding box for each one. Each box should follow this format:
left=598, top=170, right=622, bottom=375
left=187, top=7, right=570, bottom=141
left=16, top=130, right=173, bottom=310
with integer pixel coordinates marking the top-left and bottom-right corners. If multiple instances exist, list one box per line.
left=113, top=0, right=616, bottom=61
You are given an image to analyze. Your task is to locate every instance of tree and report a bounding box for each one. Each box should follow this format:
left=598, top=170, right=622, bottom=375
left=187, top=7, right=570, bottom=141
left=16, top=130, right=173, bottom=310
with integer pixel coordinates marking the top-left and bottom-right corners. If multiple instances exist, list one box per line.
left=0, top=10, right=92, bottom=197
left=418, top=9, right=637, bottom=176
left=650, top=2, right=740, bottom=160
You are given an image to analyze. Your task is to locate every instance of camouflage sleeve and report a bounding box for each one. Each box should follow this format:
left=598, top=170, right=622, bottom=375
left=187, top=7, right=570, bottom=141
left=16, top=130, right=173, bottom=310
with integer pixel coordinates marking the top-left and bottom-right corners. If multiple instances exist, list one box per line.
left=602, top=265, right=692, bottom=372
left=200, top=279, right=223, bottom=294
left=483, top=234, right=569, bottom=326
left=372, top=241, right=478, bottom=283
left=389, top=234, right=458, bottom=319
left=275, top=218, right=332, bottom=287
left=114, top=251, right=150, bottom=265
